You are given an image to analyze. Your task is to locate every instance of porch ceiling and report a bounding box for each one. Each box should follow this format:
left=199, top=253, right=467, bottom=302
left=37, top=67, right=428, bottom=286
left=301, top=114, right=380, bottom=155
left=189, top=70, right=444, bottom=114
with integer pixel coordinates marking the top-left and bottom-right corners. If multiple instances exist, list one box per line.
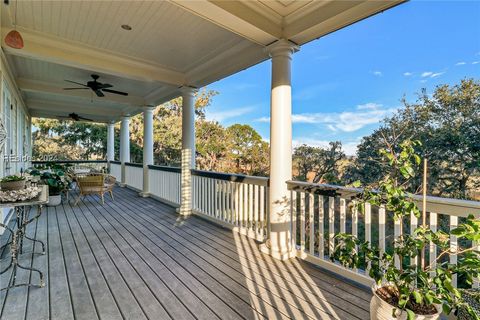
left=1, top=0, right=404, bottom=123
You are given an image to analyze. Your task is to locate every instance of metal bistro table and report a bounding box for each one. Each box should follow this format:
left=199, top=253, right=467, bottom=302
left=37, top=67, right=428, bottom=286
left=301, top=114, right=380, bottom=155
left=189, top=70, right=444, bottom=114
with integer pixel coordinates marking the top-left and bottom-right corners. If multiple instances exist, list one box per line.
left=0, top=185, right=48, bottom=291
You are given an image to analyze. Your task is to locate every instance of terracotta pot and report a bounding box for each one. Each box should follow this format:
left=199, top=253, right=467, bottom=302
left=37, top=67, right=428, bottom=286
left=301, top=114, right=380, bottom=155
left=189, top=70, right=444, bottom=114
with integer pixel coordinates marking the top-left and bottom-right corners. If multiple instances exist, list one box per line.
left=370, top=284, right=441, bottom=320
left=1, top=179, right=26, bottom=191
left=47, top=194, right=62, bottom=206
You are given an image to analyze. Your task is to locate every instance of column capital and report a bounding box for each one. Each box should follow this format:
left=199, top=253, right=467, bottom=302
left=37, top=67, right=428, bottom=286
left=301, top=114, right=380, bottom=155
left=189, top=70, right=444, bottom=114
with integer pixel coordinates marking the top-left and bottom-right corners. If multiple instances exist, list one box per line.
left=142, top=105, right=156, bottom=112
left=180, top=86, right=196, bottom=95
left=266, top=39, right=299, bottom=58
left=107, top=120, right=115, bottom=126
left=121, top=115, right=130, bottom=121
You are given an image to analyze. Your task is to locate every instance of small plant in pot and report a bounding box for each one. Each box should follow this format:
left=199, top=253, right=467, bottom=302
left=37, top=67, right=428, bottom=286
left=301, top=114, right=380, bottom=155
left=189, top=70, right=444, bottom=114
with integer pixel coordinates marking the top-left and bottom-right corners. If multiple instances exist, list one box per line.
left=41, top=172, right=66, bottom=206
left=1, top=175, right=26, bottom=191
left=331, top=140, right=480, bottom=320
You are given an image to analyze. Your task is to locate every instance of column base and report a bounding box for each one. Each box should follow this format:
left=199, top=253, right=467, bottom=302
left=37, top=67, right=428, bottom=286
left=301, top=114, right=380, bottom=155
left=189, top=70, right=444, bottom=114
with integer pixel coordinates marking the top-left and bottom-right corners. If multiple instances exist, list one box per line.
left=176, top=207, right=192, bottom=216
left=119, top=183, right=127, bottom=188
left=260, top=240, right=296, bottom=261
left=138, top=192, right=150, bottom=198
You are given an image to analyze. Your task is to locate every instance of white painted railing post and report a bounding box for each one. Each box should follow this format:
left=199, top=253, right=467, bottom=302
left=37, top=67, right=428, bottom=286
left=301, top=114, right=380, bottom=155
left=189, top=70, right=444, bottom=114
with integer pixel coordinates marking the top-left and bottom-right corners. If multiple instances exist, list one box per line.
left=260, top=39, right=298, bottom=260
left=120, top=115, right=130, bottom=187
left=140, top=106, right=155, bottom=197
left=180, top=86, right=195, bottom=216
left=106, top=121, right=115, bottom=174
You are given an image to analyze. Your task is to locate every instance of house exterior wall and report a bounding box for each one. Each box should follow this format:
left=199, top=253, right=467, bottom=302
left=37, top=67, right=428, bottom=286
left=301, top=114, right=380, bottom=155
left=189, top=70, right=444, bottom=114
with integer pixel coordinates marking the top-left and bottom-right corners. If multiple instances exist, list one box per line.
left=0, top=49, right=32, bottom=228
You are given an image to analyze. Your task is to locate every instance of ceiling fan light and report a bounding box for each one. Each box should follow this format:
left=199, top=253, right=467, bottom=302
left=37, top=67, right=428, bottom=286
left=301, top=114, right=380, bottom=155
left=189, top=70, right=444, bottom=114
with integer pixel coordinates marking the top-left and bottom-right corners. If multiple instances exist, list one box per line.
left=5, top=30, right=24, bottom=49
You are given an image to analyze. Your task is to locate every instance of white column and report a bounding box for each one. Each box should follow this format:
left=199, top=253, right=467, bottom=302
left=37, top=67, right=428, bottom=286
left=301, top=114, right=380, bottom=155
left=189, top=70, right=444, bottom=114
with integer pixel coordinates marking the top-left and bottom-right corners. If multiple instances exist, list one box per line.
left=141, top=106, right=155, bottom=197
left=120, top=115, right=130, bottom=186
left=261, top=39, right=298, bottom=260
left=180, top=86, right=195, bottom=215
left=107, top=122, right=115, bottom=161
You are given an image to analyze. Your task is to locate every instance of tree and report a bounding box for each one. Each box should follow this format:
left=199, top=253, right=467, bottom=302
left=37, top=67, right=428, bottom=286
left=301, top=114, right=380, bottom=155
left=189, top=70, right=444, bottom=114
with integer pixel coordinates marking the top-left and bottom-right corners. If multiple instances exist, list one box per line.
left=196, top=121, right=228, bottom=171
left=345, top=78, right=480, bottom=199
left=225, top=124, right=269, bottom=176
left=293, top=141, right=345, bottom=183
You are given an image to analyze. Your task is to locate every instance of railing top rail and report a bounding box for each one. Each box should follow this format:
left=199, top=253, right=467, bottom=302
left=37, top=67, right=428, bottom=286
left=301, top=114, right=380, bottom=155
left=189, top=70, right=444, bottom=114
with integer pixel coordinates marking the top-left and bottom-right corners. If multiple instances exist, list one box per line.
left=32, top=160, right=108, bottom=164
left=287, top=180, right=480, bottom=217
left=110, top=160, right=121, bottom=165
left=192, top=169, right=269, bottom=186
left=124, top=162, right=143, bottom=168
left=148, top=165, right=181, bottom=173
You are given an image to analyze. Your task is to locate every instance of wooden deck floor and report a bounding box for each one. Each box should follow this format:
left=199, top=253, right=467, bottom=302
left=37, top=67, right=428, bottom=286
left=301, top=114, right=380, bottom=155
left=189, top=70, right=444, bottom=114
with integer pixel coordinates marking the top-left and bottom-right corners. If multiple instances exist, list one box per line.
left=0, top=187, right=371, bottom=320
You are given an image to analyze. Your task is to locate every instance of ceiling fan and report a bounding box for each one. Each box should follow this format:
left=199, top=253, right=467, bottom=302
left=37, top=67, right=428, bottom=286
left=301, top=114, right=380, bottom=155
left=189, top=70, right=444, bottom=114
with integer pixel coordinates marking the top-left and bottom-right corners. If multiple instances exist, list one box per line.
left=57, top=113, right=94, bottom=122
left=63, top=74, right=128, bottom=97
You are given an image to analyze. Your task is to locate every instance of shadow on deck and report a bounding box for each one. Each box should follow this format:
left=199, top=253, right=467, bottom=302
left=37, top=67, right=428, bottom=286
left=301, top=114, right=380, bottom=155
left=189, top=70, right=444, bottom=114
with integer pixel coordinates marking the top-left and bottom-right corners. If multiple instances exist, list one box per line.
left=0, top=187, right=371, bottom=320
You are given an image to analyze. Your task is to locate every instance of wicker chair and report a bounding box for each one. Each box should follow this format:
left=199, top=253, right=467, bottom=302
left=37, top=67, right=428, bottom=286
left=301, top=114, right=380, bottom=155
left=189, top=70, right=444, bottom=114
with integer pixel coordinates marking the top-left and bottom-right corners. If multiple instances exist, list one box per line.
left=75, top=174, right=115, bottom=205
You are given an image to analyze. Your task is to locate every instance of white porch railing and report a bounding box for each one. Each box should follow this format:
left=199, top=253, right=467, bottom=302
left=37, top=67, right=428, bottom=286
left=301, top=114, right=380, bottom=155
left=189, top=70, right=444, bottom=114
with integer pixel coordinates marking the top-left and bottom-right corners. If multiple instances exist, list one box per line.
left=148, top=165, right=181, bottom=206
left=124, top=163, right=143, bottom=191
left=33, top=160, right=108, bottom=172
left=287, top=181, right=480, bottom=288
left=191, top=170, right=269, bottom=242
left=109, top=161, right=122, bottom=181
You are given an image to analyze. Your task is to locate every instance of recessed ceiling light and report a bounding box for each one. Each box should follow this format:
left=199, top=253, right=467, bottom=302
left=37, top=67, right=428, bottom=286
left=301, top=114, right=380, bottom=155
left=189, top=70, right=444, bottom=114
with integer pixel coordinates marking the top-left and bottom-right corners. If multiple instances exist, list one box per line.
left=121, top=24, right=132, bottom=31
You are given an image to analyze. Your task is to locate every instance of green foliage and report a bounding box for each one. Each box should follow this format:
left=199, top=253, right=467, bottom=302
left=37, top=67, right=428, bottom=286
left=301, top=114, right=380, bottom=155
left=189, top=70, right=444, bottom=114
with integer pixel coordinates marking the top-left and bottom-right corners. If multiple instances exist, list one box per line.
left=345, top=78, right=480, bottom=200
left=332, top=140, right=480, bottom=318
left=1, top=175, right=25, bottom=182
left=40, top=171, right=66, bottom=196
left=293, top=141, right=345, bottom=183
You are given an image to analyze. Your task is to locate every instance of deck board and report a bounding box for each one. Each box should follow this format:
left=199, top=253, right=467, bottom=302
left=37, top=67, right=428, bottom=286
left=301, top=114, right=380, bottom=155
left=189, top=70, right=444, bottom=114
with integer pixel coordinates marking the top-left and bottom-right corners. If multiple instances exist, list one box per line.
left=0, top=187, right=371, bottom=320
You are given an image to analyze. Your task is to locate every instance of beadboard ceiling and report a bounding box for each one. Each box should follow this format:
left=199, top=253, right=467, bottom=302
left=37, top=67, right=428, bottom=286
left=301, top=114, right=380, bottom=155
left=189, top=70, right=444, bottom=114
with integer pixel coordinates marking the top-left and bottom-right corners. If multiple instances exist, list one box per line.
left=1, top=0, right=404, bottom=122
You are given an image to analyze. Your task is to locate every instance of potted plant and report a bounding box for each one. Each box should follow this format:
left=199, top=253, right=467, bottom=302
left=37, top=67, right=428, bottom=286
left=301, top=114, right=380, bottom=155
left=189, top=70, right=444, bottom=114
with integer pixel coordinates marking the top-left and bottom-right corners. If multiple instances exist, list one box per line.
left=1, top=175, right=26, bottom=191
left=41, top=172, right=66, bottom=206
left=331, top=140, right=480, bottom=320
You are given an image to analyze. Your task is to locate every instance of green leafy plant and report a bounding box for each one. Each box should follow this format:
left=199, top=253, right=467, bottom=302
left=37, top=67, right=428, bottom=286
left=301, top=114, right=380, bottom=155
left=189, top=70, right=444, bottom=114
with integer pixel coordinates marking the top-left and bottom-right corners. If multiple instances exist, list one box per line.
left=331, top=140, right=480, bottom=319
left=1, top=175, right=26, bottom=182
left=40, top=172, right=66, bottom=196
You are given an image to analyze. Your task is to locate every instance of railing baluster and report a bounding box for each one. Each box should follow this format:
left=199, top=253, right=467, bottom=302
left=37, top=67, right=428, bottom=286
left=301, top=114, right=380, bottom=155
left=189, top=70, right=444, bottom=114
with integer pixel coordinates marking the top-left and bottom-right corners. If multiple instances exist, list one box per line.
left=379, top=205, right=386, bottom=254
left=328, top=196, right=335, bottom=256
left=234, top=182, right=239, bottom=226
left=410, top=211, right=418, bottom=267
left=309, top=193, right=315, bottom=256
left=239, top=183, right=244, bottom=228
left=254, top=185, right=259, bottom=237
left=249, top=184, right=254, bottom=232
left=394, top=218, right=401, bottom=269
left=291, top=191, right=296, bottom=250
left=352, top=200, right=358, bottom=272
left=318, top=195, right=324, bottom=259
left=450, top=215, right=458, bottom=287
left=300, top=192, right=306, bottom=253
left=365, top=202, right=371, bottom=272
left=221, top=181, right=226, bottom=221
left=340, top=198, right=346, bottom=234
left=429, top=212, right=437, bottom=278
left=260, top=185, right=265, bottom=240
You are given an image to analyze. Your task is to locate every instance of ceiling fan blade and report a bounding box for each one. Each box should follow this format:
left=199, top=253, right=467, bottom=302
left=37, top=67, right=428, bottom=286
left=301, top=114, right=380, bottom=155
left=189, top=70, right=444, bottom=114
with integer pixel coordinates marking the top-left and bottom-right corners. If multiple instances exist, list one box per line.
left=78, top=116, right=94, bottom=122
left=102, top=88, right=128, bottom=96
left=64, top=80, right=88, bottom=87
left=100, top=83, right=113, bottom=89
left=63, top=87, right=90, bottom=90
left=94, top=90, right=105, bottom=97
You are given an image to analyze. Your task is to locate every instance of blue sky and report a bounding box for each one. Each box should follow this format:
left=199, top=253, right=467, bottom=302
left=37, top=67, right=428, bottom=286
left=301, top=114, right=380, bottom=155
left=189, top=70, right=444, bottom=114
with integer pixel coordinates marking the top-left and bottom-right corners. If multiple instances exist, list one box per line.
left=205, top=0, right=480, bottom=155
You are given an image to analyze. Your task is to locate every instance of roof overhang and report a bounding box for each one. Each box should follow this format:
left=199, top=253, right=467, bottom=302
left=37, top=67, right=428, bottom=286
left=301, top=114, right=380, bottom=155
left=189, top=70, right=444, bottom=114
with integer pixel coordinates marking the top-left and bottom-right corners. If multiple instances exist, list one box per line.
left=1, top=0, right=406, bottom=123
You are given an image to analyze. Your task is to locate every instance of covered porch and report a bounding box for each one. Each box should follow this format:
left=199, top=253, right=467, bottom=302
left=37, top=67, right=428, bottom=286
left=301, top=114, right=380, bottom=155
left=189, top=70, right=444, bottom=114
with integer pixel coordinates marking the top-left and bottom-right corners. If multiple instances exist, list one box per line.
left=0, top=186, right=369, bottom=320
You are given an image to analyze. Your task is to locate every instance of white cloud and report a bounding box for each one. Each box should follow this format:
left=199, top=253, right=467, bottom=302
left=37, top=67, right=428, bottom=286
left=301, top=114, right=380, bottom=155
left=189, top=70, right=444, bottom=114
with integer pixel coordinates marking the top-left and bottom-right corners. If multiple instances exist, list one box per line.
left=207, top=106, right=255, bottom=122
left=403, top=72, right=413, bottom=76
left=420, top=80, right=428, bottom=83
left=421, top=71, right=433, bottom=77
left=455, top=62, right=466, bottom=66
left=421, top=71, right=445, bottom=78
left=372, top=70, right=383, bottom=77
left=473, top=61, right=479, bottom=65
left=430, top=72, right=444, bottom=78
left=292, top=138, right=361, bottom=156
left=257, top=103, right=397, bottom=133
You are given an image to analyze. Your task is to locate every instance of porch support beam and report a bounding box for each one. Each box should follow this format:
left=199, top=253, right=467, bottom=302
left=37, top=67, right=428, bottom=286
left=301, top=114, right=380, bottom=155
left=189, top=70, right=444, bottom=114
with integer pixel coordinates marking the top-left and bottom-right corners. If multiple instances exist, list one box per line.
left=261, top=39, right=299, bottom=260
left=120, top=116, right=130, bottom=186
left=107, top=122, right=115, bottom=162
left=1, top=29, right=185, bottom=86
left=140, top=106, right=155, bottom=197
left=180, top=86, right=195, bottom=216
